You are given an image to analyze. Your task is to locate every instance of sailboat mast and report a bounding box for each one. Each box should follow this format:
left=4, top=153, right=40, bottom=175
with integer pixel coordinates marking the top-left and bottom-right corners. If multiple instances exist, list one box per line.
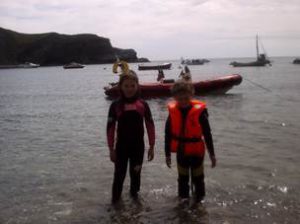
left=256, top=35, right=259, bottom=59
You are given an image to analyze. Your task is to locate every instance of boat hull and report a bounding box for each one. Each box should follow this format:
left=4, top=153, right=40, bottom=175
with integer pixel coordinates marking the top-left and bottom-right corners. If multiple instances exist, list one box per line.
left=182, top=61, right=204, bottom=65
left=63, top=65, right=84, bottom=69
left=138, top=63, right=172, bottom=70
left=181, top=59, right=209, bottom=65
left=104, top=74, right=242, bottom=98
left=230, top=60, right=270, bottom=67
left=293, top=59, right=300, bottom=64
left=0, top=63, right=40, bottom=69
left=0, top=65, right=39, bottom=69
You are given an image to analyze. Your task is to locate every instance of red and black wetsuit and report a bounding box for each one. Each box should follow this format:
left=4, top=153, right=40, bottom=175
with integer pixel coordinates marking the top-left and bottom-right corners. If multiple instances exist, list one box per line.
left=107, top=97, right=155, bottom=202
left=165, top=106, right=215, bottom=200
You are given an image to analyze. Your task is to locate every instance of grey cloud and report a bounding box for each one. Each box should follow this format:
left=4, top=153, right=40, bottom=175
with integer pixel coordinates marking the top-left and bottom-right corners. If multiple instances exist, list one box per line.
left=0, top=0, right=299, bottom=58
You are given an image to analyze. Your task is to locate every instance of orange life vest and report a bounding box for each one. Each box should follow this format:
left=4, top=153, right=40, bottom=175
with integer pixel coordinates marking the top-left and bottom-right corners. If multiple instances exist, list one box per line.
left=168, top=100, right=206, bottom=156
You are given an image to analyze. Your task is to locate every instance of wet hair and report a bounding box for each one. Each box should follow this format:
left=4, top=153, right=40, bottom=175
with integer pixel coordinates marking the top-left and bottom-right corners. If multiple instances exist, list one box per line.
left=171, top=80, right=195, bottom=96
left=118, top=70, right=140, bottom=100
left=118, top=70, right=139, bottom=87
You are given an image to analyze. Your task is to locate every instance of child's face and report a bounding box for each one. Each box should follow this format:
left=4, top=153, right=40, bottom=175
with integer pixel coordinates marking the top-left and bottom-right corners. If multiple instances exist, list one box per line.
left=174, top=93, right=192, bottom=108
left=120, top=79, right=138, bottom=98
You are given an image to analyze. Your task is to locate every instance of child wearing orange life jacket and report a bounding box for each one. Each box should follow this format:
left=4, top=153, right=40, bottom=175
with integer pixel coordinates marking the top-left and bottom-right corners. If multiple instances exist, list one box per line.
left=165, top=80, right=216, bottom=203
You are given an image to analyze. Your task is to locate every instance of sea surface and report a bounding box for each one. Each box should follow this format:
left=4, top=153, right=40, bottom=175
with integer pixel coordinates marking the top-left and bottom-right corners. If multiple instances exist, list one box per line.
left=0, top=57, right=299, bottom=224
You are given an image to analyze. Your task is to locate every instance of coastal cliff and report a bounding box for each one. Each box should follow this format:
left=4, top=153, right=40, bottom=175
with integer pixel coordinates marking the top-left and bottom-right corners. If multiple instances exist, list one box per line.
left=0, top=27, right=140, bottom=65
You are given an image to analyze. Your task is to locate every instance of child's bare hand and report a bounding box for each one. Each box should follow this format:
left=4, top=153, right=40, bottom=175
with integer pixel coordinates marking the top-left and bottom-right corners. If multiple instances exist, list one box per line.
left=166, top=156, right=171, bottom=168
left=110, top=150, right=116, bottom=163
left=148, top=146, right=154, bottom=161
left=210, top=155, right=216, bottom=168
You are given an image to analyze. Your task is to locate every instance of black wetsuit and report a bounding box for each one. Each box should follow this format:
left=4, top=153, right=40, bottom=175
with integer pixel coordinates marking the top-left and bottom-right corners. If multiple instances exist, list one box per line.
left=107, top=98, right=155, bottom=202
left=165, top=106, right=215, bottom=200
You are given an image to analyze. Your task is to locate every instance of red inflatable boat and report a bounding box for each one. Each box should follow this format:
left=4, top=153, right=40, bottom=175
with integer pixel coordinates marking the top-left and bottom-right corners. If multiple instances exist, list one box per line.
left=104, top=74, right=242, bottom=98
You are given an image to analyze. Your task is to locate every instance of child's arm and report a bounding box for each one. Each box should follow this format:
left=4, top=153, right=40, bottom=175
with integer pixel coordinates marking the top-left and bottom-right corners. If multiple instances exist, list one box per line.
left=106, top=102, right=117, bottom=162
left=199, top=109, right=216, bottom=167
left=144, top=102, right=155, bottom=161
left=165, top=116, right=172, bottom=168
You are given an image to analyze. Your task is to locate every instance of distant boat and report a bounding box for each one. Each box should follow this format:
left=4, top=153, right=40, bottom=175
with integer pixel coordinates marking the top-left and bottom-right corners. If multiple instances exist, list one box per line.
left=0, top=62, right=40, bottom=69
left=63, top=62, right=84, bottom=69
left=138, top=63, right=172, bottom=71
left=293, top=58, right=300, bottom=64
left=19, top=62, right=40, bottom=68
left=230, top=35, right=271, bottom=67
left=181, top=58, right=210, bottom=65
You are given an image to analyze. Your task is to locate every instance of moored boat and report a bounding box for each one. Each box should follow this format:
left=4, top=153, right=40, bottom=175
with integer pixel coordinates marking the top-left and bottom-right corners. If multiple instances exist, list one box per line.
left=0, top=62, right=40, bottom=69
left=138, top=63, right=171, bottom=71
left=19, top=62, right=40, bottom=68
left=63, top=62, right=84, bottom=69
left=230, top=35, right=271, bottom=67
left=104, top=74, right=242, bottom=98
left=230, top=59, right=270, bottom=67
left=293, top=58, right=300, bottom=64
left=181, top=58, right=210, bottom=65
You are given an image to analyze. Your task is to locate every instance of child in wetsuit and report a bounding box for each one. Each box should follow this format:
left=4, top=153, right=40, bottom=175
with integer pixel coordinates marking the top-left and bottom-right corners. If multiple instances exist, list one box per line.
left=106, top=71, right=155, bottom=203
left=165, top=80, right=216, bottom=202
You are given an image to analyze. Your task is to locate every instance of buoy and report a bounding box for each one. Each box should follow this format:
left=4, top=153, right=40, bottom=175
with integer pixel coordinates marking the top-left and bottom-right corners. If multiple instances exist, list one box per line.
left=112, top=61, right=129, bottom=74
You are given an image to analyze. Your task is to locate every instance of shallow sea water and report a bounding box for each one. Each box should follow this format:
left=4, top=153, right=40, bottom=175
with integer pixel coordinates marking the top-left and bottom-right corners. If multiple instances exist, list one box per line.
left=0, top=58, right=299, bottom=223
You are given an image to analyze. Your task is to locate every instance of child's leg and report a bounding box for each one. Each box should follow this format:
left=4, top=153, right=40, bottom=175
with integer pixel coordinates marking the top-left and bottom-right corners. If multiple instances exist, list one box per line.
left=177, top=152, right=190, bottom=198
left=112, top=151, right=129, bottom=203
left=129, top=147, right=145, bottom=196
left=191, top=156, right=205, bottom=201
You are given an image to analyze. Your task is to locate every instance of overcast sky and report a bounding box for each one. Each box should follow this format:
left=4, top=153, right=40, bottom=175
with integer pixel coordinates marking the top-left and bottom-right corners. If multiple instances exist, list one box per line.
left=1, top=0, right=300, bottom=59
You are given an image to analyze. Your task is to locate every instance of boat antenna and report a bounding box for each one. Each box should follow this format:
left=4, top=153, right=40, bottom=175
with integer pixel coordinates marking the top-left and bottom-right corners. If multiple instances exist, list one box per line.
left=256, top=34, right=259, bottom=59
left=258, top=36, right=271, bottom=65
left=259, top=39, right=268, bottom=57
